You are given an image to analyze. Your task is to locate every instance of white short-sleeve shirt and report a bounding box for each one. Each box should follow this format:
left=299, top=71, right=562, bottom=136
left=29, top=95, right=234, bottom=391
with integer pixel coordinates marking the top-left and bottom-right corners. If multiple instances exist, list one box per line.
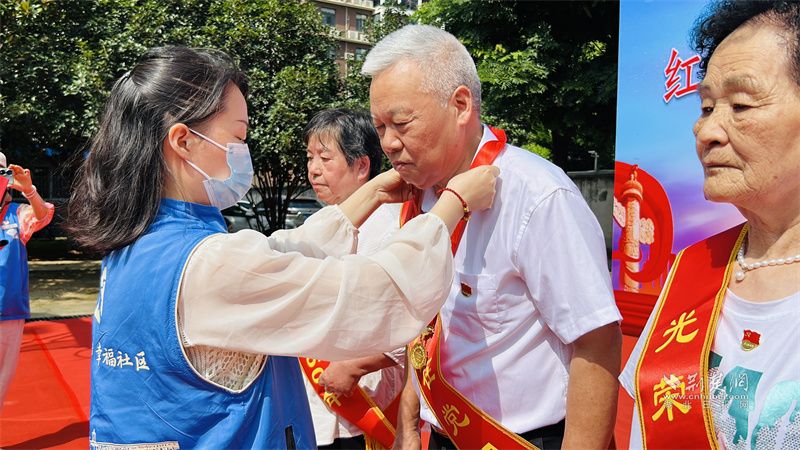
left=413, top=126, right=621, bottom=433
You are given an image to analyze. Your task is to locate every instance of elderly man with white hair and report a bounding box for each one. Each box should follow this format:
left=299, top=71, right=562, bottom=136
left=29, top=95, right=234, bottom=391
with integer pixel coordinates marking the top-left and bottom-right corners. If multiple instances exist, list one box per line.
left=0, top=152, right=54, bottom=409
left=362, top=25, right=622, bottom=449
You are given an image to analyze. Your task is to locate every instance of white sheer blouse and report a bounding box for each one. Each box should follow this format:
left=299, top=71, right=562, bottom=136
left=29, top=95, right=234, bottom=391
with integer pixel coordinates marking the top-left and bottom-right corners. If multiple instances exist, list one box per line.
left=175, top=205, right=452, bottom=389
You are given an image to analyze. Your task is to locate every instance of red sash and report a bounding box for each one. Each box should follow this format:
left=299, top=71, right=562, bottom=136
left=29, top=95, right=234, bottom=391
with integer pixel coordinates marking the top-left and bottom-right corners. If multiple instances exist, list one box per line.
left=402, top=127, right=536, bottom=449
left=634, top=224, right=747, bottom=449
left=299, top=358, right=400, bottom=449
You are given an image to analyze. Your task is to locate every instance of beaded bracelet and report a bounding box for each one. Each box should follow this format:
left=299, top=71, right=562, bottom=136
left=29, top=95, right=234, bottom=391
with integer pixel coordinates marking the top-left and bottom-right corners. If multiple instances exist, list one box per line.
left=438, top=187, right=471, bottom=222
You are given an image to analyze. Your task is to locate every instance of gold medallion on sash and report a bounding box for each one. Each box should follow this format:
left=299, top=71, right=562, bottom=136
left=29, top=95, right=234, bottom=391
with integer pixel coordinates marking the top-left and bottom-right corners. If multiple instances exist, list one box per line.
left=410, top=326, right=433, bottom=370
left=409, top=344, right=426, bottom=370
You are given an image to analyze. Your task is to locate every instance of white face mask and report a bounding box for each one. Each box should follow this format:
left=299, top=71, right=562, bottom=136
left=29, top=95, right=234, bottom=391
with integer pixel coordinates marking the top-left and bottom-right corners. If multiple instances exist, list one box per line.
left=184, top=128, right=254, bottom=210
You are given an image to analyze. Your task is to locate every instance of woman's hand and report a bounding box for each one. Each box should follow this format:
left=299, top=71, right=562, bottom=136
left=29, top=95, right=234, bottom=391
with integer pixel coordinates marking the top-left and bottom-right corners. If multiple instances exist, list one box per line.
left=445, top=165, right=500, bottom=213
left=370, top=169, right=415, bottom=204
left=428, top=165, right=500, bottom=234
left=338, top=169, right=412, bottom=228
left=8, top=165, right=33, bottom=193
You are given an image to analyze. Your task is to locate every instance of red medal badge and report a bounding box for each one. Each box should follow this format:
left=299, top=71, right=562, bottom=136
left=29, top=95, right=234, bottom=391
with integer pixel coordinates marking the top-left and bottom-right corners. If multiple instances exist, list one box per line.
left=741, top=330, right=761, bottom=352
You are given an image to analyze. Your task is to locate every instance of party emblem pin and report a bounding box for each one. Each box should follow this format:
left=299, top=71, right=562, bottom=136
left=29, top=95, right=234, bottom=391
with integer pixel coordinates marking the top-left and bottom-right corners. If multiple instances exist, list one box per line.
left=460, top=282, right=472, bottom=297
left=741, top=329, right=761, bottom=352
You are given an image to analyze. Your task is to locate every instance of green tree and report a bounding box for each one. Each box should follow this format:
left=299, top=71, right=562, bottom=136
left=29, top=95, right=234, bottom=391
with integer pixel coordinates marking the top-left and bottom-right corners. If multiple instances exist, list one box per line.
left=0, top=0, right=339, bottom=231
left=254, top=62, right=338, bottom=232
left=415, top=0, right=618, bottom=171
left=0, top=0, right=119, bottom=168
left=202, top=0, right=339, bottom=233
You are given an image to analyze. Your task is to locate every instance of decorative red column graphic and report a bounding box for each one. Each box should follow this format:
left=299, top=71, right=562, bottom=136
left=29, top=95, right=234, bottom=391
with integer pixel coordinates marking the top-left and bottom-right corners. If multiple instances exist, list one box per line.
left=617, top=167, right=647, bottom=291
left=613, top=162, right=676, bottom=334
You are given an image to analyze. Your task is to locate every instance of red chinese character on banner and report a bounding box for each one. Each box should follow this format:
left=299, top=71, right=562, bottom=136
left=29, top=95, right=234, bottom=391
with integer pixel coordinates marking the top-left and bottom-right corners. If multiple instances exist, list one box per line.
left=663, top=48, right=701, bottom=103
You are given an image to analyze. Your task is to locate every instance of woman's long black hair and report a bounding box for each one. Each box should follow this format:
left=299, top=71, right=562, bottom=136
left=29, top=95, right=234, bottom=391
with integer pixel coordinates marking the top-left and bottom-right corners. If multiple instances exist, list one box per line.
left=65, top=46, right=248, bottom=255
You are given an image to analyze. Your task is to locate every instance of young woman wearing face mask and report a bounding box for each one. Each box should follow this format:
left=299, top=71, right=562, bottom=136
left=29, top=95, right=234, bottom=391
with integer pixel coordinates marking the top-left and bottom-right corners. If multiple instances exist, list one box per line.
left=65, top=46, right=499, bottom=449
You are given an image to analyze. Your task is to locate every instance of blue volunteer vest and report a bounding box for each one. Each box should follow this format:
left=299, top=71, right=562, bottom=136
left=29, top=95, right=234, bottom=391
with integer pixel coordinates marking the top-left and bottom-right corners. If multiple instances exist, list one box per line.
left=0, top=203, right=30, bottom=321
left=90, top=198, right=315, bottom=449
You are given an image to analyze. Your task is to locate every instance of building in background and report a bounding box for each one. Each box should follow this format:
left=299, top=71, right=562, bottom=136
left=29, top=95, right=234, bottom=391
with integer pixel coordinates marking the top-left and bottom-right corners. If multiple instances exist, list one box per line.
left=310, top=0, right=428, bottom=76
left=311, top=0, right=375, bottom=75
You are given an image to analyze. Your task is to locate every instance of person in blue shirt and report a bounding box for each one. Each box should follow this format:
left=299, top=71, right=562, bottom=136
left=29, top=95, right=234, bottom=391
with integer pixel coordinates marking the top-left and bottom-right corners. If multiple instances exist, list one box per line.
left=0, top=154, right=55, bottom=409
left=65, top=46, right=499, bottom=449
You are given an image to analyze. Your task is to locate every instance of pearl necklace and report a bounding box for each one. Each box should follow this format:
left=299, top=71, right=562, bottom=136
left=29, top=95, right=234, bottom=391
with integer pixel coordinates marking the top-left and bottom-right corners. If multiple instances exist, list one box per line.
left=735, top=244, right=800, bottom=281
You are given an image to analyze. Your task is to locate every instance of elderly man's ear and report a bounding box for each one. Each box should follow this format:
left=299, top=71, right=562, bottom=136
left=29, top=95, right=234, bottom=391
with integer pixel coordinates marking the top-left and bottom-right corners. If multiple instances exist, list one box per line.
left=451, top=85, right=475, bottom=126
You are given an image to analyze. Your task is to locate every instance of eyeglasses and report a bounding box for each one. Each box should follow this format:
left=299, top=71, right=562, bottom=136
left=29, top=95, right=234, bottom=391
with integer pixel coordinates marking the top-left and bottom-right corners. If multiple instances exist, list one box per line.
left=0, top=168, right=12, bottom=177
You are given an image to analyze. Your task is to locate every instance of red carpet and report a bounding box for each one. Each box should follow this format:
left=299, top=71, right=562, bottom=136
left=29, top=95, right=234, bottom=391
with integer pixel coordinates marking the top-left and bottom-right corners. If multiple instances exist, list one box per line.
left=0, top=318, right=91, bottom=449
left=0, top=318, right=637, bottom=449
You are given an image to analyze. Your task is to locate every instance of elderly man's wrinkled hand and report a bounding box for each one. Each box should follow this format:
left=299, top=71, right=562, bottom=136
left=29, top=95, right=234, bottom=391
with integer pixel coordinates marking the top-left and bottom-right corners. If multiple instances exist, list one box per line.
left=318, top=361, right=363, bottom=398
left=392, top=429, right=421, bottom=450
